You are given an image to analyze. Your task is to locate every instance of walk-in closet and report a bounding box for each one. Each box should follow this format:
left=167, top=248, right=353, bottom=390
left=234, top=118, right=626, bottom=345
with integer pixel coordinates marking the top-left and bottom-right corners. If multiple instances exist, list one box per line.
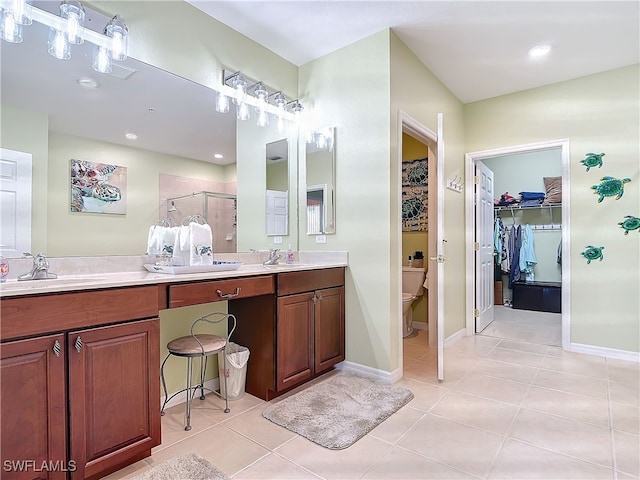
left=480, top=149, right=563, bottom=346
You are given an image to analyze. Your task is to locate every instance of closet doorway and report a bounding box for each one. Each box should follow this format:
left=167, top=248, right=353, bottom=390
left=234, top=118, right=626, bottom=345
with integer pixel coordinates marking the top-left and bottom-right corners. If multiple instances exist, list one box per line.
left=464, top=140, right=571, bottom=350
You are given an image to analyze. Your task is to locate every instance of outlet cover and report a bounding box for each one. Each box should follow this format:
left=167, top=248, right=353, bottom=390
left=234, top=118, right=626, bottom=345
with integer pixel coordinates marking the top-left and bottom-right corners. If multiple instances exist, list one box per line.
left=315, top=235, right=327, bottom=244
left=273, top=236, right=283, bottom=244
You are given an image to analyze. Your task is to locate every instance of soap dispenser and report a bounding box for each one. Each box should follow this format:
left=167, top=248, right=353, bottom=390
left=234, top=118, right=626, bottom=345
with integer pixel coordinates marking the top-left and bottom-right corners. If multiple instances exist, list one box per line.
left=286, top=244, right=294, bottom=264
left=0, top=256, right=8, bottom=282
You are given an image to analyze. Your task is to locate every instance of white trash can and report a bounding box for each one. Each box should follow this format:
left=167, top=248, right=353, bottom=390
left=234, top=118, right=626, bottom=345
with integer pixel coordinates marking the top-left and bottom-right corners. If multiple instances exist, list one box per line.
left=218, top=342, right=250, bottom=399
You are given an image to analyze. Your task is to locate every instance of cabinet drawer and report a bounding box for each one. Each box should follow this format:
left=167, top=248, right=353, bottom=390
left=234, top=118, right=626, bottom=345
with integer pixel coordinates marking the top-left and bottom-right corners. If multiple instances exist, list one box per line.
left=168, top=275, right=275, bottom=308
left=0, top=286, right=159, bottom=341
left=277, top=267, right=345, bottom=296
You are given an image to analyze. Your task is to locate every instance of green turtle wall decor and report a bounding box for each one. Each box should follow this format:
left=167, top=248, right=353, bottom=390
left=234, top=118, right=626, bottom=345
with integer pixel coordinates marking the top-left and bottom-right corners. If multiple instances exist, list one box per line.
left=581, top=246, right=605, bottom=264
left=618, top=216, right=640, bottom=235
left=580, top=152, right=605, bottom=171
left=591, top=176, right=631, bottom=202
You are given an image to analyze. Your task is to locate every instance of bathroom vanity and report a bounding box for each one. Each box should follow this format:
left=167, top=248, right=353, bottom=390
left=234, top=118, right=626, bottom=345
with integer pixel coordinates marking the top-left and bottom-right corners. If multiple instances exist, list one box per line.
left=0, top=259, right=346, bottom=480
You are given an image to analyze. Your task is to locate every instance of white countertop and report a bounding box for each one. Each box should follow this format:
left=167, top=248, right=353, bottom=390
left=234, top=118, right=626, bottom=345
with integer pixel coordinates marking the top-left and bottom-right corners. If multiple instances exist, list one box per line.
left=0, top=252, right=348, bottom=298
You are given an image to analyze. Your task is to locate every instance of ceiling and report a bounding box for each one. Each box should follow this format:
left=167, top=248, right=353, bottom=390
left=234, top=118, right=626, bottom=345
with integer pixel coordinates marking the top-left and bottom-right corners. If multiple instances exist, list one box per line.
left=187, top=0, right=639, bottom=103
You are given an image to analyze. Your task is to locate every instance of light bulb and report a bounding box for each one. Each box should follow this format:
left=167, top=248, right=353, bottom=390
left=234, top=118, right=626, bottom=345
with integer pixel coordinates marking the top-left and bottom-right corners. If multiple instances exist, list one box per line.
left=48, top=28, right=71, bottom=59
left=233, top=75, right=247, bottom=105
left=60, top=0, right=85, bottom=45
left=9, top=0, right=32, bottom=25
left=92, top=45, right=111, bottom=73
left=105, top=14, right=128, bottom=61
left=0, top=10, right=22, bottom=43
left=215, top=91, right=229, bottom=113
left=236, top=101, right=250, bottom=121
left=256, top=109, right=269, bottom=127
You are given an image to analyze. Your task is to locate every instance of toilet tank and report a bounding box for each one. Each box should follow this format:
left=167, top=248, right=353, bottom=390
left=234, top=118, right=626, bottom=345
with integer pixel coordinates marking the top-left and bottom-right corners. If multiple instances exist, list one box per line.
left=402, top=267, right=426, bottom=296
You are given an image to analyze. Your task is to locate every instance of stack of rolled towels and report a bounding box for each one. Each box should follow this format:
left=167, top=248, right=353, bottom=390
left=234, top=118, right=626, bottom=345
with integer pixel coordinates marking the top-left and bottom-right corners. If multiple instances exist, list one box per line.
left=172, top=222, right=213, bottom=266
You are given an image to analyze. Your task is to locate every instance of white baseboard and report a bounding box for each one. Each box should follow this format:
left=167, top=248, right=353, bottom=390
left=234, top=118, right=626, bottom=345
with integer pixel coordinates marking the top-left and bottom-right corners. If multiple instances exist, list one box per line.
left=444, top=328, right=466, bottom=348
left=337, top=361, right=403, bottom=383
left=161, top=378, right=220, bottom=410
left=569, top=343, right=640, bottom=362
left=411, top=321, right=428, bottom=331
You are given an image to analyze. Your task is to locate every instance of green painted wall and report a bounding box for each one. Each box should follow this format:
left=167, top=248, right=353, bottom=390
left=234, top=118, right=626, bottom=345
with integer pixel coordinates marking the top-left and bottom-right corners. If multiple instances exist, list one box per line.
left=390, top=31, right=467, bottom=349
left=465, top=65, right=640, bottom=352
left=299, top=30, right=393, bottom=371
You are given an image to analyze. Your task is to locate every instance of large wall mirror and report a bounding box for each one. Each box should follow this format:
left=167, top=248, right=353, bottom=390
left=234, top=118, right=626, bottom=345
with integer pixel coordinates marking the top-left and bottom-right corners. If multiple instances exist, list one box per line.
left=305, top=127, right=336, bottom=234
left=265, top=139, right=289, bottom=236
left=0, top=3, right=298, bottom=258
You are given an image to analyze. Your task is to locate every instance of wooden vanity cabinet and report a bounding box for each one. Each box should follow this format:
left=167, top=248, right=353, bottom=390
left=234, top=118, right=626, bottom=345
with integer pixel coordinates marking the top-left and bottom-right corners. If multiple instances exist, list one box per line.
left=0, top=287, right=161, bottom=480
left=276, top=268, right=345, bottom=393
left=1, top=334, right=67, bottom=480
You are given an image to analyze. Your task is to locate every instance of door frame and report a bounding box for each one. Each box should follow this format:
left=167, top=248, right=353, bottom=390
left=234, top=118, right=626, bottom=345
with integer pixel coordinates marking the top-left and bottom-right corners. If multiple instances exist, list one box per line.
left=397, top=111, right=440, bottom=370
left=464, top=139, right=571, bottom=350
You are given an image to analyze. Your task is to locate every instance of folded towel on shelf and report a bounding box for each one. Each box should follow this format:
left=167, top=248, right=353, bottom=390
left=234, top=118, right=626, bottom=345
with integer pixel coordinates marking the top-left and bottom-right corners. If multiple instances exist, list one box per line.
left=189, top=223, right=213, bottom=266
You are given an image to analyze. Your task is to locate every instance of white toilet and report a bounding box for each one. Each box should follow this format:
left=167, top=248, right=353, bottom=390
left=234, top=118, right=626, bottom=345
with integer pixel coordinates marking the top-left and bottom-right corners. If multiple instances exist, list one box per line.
left=402, top=266, right=426, bottom=338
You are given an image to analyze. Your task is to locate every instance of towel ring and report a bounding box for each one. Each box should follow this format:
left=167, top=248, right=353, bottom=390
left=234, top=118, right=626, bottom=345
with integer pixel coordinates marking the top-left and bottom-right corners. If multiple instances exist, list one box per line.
left=181, top=215, right=206, bottom=226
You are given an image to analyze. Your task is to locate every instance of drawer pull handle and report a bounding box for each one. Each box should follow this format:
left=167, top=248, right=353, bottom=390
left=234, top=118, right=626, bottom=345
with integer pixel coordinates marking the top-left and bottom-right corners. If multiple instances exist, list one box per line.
left=53, top=340, right=62, bottom=357
left=74, top=336, right=83, bottom=353
left=216, top=287, right=241, bottom=299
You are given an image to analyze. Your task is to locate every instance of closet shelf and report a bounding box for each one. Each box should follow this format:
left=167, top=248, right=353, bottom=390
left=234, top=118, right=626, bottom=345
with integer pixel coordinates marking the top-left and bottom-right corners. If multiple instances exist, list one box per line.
left=494, top=202, right=561, bottom=212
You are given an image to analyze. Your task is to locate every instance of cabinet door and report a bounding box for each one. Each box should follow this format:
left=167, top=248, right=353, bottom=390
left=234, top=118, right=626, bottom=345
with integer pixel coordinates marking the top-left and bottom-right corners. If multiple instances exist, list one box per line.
left=68, top=319, right=160, bottom=480
left=315, top=286, right=345, bottom=373
left=276, top=292, right=314, bottom=391
left=1, top=334, right=67, bottom=480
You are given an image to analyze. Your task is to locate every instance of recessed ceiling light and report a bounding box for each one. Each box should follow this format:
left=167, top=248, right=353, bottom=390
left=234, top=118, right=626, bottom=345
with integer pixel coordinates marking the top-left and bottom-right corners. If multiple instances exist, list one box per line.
left=125, top=132, right=138, bottom=140
left=77, top=77, right=98, bottom=89
left=214, top=153, right=223, bottom=159
left=528, top=43, right=554, bottom=58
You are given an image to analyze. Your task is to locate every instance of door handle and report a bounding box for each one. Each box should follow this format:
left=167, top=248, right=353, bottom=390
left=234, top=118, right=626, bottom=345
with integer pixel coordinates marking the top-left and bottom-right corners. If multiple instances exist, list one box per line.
left=429, top=255, right=449, bottom=263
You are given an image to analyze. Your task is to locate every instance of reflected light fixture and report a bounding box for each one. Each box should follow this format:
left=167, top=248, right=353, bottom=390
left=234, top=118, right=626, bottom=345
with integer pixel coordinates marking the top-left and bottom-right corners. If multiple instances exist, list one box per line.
left=253, top=82, right=269, bottom=127
left=215, top=91, right=229, bottom=113
left=0, top=0, right=129, bottom=72
left=59, top=0, right=84, bottom=44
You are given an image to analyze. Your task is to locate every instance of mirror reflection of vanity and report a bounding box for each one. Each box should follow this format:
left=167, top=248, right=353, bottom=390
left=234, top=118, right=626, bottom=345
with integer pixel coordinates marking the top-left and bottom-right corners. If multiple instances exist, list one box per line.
left=0, top=3, right=298, bottom=258
left=306, top=127, right=336, bottom=234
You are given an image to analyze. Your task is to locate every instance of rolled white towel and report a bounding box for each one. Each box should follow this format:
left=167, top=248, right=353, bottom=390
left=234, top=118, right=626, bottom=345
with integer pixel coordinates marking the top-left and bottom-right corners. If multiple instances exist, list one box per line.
left=189, top=223, right=213, bottom=266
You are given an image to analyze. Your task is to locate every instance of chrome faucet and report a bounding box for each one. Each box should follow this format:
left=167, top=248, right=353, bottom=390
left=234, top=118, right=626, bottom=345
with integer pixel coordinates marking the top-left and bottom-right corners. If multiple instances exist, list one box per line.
left=18, top=253, right=58, bottom=281
left=263, top=249, right=282, bottom=265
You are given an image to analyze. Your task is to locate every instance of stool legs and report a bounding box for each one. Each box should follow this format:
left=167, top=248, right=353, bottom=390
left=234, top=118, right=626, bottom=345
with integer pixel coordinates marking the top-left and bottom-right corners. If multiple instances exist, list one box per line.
left=222, top=347, right=230, bottom=413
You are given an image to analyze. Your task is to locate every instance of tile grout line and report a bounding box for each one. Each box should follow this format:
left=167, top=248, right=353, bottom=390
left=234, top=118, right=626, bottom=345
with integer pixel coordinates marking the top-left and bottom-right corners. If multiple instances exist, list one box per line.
left=606, top=358, right=620, bottom=480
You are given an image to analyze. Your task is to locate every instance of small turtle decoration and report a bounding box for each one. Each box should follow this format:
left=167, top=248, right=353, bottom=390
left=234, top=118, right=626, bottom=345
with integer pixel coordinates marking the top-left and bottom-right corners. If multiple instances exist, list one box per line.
left=591, top=176, right=631, bottom=202
left=581, top=245, right=604, bottom=264
left=618, top=215, right=640, bottom=235
left=580, top=152, right=605, bottom=171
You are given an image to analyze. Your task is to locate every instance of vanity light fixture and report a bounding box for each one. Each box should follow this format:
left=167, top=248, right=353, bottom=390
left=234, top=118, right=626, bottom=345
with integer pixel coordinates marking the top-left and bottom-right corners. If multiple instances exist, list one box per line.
left=217, top=69, right=303, bottom=128
left=0, top=0, right=129, bottom=73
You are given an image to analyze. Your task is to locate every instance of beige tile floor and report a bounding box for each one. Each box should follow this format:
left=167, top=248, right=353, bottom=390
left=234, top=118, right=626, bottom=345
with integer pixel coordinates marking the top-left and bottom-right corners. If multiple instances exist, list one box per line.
left=105, top=330, right=639, bottom=480
left=479, top=306, right=562, bottom=347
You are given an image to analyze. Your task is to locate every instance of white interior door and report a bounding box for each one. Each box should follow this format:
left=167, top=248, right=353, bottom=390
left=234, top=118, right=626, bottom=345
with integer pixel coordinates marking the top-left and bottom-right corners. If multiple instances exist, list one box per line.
left=435, top=113, right=446, bottom=381
left=0, top=148, right=32, bottom=257
left=265, top=189, right=288, bottom=235
left=475, top=161, right=495, bottom=332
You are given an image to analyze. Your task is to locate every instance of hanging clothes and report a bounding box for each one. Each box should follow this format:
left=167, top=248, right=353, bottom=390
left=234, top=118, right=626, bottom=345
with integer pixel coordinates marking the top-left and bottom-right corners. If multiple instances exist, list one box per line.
left=500, top=222, right=511, bottom=274
left=519, top=224, right=537, bottom=282
left=508, top=225, right=522, bottom=289
left=494, top=216, right=503, bottom=265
